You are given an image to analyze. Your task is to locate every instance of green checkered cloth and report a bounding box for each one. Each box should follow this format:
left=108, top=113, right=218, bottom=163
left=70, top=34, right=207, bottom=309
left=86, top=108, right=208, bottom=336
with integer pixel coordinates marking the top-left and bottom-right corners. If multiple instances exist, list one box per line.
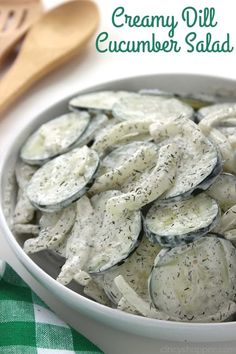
left=0, top=262, right=103, bottom=354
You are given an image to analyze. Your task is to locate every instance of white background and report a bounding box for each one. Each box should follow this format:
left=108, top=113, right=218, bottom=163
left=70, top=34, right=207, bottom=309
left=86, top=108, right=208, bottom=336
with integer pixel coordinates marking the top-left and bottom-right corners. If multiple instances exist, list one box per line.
left=0, top=0, right=236, bottom=349
left=1, top=0, right=236, bottom=135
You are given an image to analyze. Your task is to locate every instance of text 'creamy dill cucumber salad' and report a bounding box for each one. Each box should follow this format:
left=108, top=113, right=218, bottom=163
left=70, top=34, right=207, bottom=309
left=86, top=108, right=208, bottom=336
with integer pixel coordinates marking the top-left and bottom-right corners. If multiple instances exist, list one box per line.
left=13, top=89, right=236, bottom=323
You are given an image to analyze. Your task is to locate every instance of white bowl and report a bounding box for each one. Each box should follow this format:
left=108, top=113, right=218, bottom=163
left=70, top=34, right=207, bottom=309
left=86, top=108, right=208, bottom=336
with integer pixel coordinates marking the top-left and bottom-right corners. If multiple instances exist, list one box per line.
left=1, top=74, right=236, bottom=354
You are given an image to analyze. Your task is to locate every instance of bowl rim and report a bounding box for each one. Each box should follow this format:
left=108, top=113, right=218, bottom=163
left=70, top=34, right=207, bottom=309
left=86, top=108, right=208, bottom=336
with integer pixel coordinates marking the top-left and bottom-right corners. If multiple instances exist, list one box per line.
left=1, top=73, right=236, bottom=342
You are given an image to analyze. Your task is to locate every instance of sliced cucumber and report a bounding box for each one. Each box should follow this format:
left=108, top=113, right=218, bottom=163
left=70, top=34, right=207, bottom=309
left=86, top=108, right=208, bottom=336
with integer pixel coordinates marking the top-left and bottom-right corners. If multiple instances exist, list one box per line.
left=218, top=126, right=236, bottom=146
left=57, top=192, right=142, bottom=285
left=114, top=275, right=171, bottom=320
left=207, top=173, right=236, bottom=212
left=14, top=188, right=35, bottom=224
left=27, top=146, right=99, bottom=212
left=216, top=126, right=236, bottom=150
left=139, top=88, right=218, bottom=110
left=20, top=112, right=90, bottom=165
left=117, top=297, right=140, bottom=315
left=204, top=128, right=236, bottom=174
left=92, top=117, right=120, bottom=141
left=103, top=236, right=161, bottom=304
left=149, top=236, right=236, bottom=322
left=144, top=193, right=220, bottom=247
left=92, top=120, right=153, bottom=156
left=14, top=162, right=37, bottom=224
left=23, top=205, right=76, bottom=254
left=150, top=117, right=222, bottom=200
left=83, top=279, right=111, bottom=306
left=106, top=143, right=180, bottom=212
left=50, top=240, right=67, bottom=258
left=69, top=91, right=133, bottom=113
left=14, top=223, right=39, bottom=235
left=57, top=195, right=95, bottom=285
left=198, top=106, right=236, bottom=173
left=112, top=93, right=194, bottom=122
left=75, top=114, right=109, bottom=147
left=199, top=105, right=236, bottom=134
left=82, top=191, right=142, bottom=274
left=213, top=205, right=236, bottom=234
left=114, top=133, right=152, bottom=146
left=91, top=142, right=158, bottom=195
left=15, top=161, right=38, bottom=189
left=97, top=141, right=157, bottom=176
left=197, top=103, right=236, bottom=122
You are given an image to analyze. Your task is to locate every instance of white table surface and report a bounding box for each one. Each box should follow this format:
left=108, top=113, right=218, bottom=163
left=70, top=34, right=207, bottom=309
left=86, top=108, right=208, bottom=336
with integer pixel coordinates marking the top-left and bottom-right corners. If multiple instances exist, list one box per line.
left=1, top=0, right=236, bottom=352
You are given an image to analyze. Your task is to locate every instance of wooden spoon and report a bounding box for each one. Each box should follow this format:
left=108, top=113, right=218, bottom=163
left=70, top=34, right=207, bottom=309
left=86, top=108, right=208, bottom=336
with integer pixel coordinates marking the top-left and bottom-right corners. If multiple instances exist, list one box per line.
left=0, top=0, right=43, bottom=64
left=0, top=0, right=99, bottom=116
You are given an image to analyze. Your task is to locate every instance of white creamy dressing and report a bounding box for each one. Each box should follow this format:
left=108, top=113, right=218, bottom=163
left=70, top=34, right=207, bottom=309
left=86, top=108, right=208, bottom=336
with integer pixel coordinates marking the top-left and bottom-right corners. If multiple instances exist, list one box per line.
left=146, top=193, right=219, bottom=237
left=56, top=191, right=141, bottom=284
left=21, top=112, right=90, bottom=163
left=112, top=93, right=194, bottom=122
left=150, top=117, right=220, bottom=199
left=69, top=91, right=134, bottom=111
left=10, top=90, right=236, bottom=323
left=27, top=146, right=99, bottom=210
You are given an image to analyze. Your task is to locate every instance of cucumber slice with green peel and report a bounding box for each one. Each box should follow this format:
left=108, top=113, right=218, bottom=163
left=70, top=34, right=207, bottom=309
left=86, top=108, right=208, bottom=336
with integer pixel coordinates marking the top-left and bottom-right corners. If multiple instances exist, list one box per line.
left=114, top=275, right=171, bottom=320
left=213, top=205, right=236, bottom=234
left=69, top=91, right=133, bottom=113
left=197, top=106, right=236, bottom=173
left=207, top=173, right=236, bottom=212
left=92, top=120, right=154, bottom=156
left=149, top=236, right=236, bottom=322
left=57, top=192, right=142, bottom=285
left=144, top=193, right=220, bottom=247
left=204, top=128, right=236, bottom=174
left=97, top=141, right=157, bottom=177
left=15, top=87, right=236, bottom=323
left=139, top=89, right=218, bottom=110
left=112, top=93, right=194, bottom=122
left=150, top=117, right=222, bottom=201
left=197, top=103, right=236, bottom=122
left=75, top=114, right=109, bottom=147
left=106, top=143, right=180, bottom=213
left=91, top=142, right=158, bottom=195
left=199, top=105, right=236, bottom=135
left=93, top=117, right=120, bottom=140
left=103, top=236, right=161, bottom=304
left=20, top=112, right=90, bottom=165
left=218, top=119, right=236, bottom=128
left=27, top=146, right=99, bottom=212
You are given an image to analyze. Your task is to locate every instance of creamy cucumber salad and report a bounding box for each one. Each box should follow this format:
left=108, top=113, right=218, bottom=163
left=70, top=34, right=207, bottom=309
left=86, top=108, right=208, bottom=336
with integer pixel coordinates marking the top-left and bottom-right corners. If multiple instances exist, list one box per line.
left=13, top=89, right=236, bottom=323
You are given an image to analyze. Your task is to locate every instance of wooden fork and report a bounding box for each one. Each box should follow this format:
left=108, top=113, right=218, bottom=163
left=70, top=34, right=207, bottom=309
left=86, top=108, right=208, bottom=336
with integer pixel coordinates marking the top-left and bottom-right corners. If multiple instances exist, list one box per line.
left=0, top=0, right=43, bottom=64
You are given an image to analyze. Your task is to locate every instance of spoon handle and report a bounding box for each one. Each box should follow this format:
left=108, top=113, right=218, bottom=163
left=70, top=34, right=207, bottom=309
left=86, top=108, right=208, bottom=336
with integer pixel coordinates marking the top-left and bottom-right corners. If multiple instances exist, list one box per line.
left=0, top=0, right=99, bottom=118
left=0, top=43, right=75, bottom=116
left=0, top=52, right=46, bottom=115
